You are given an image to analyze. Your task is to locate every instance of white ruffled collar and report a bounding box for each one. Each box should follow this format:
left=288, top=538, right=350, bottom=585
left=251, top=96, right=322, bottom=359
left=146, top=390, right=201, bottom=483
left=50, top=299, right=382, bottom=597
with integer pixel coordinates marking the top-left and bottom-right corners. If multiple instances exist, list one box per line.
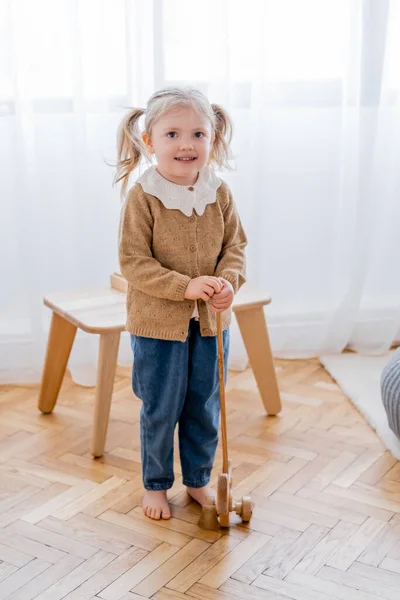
left=137, top=166, right=221, bottom=217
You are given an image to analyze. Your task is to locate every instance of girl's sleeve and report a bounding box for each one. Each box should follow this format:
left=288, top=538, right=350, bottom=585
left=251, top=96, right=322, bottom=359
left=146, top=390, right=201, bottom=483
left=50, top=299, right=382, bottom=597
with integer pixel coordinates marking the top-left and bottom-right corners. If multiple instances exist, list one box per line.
left=118, top=189, right=191, bottom=301
left=214, top=189, right=248, bottom=293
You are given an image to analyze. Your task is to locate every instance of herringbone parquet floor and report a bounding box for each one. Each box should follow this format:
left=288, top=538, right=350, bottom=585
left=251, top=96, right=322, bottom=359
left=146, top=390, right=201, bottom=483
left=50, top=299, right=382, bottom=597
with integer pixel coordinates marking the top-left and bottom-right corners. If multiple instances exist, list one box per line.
left=1, top=358, right=400, bottom=599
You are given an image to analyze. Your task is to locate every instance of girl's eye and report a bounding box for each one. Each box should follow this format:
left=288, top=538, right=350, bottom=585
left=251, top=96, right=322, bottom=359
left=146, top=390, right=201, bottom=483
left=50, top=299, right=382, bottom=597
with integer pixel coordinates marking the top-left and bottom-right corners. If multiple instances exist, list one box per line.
left=194, top=132, right=204, bottom=138
left=167, top=132, right=177, bottom=138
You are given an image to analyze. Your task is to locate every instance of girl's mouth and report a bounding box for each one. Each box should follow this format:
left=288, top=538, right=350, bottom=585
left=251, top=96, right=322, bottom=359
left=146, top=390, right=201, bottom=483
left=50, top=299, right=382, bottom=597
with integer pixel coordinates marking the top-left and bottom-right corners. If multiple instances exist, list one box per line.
left=175, top=157, right=197, bottom=162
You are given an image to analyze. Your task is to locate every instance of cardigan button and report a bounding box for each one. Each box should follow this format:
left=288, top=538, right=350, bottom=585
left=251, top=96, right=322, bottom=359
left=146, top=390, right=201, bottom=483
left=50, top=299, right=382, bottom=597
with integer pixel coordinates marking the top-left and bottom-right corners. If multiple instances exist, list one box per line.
left=188, top=186, right=194, bottom=191
left=190, top=245, right=196, bottom=252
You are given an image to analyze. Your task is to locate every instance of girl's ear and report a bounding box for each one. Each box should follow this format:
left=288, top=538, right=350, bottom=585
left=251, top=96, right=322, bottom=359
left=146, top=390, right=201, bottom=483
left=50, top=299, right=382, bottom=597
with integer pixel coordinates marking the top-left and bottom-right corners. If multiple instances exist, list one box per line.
left=142, top=132, right=154, bottom=153
left=210, top=131, right=216, bottom=146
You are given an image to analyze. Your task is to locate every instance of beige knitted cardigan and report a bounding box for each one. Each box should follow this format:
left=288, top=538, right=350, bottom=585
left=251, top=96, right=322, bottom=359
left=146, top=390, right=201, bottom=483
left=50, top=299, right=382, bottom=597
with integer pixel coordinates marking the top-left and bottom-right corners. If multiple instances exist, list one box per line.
left=118, top=176, right=247, bottom=341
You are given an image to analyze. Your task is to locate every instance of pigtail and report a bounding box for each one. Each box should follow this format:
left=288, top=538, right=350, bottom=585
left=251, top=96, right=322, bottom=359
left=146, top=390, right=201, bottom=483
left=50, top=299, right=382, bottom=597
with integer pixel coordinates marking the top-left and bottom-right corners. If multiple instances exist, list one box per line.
left=114, top=108, right=148, bottom=199
left=210, top=103, right=234, bottom=170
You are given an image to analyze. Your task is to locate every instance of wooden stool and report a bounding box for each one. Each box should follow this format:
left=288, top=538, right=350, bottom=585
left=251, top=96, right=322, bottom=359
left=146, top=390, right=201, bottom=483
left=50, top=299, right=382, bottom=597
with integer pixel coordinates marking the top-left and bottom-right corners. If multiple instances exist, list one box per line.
left=38, top=275, right=281, bottom=458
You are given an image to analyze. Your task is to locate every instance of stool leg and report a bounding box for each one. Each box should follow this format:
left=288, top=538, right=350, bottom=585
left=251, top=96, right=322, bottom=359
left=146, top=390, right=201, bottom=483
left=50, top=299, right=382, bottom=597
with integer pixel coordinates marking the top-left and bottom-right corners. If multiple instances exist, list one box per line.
left=235, top=306, right=281, bottom=415
left=91, top=331, right=120, bottom=458
left=38, top=312, right=77, bottom=414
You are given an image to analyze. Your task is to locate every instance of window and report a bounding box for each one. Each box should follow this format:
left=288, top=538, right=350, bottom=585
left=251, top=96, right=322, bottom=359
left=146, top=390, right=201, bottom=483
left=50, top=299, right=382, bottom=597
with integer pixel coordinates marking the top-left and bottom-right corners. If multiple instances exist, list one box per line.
left=1, top=0, right=399, bottom=113
left=163, top=0, right=351, bottom=83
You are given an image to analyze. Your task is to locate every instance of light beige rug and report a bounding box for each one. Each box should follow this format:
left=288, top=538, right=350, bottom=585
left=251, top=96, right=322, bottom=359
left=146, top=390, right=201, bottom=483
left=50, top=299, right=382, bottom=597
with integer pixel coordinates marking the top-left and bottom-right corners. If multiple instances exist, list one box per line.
left=320, top=351, right=400, bottom=459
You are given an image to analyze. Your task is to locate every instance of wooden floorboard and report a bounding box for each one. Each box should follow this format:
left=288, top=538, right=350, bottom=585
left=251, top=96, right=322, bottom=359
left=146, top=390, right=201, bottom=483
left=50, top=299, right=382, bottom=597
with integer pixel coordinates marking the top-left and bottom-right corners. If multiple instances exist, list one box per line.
left=0, top=358, right=399, bottom=599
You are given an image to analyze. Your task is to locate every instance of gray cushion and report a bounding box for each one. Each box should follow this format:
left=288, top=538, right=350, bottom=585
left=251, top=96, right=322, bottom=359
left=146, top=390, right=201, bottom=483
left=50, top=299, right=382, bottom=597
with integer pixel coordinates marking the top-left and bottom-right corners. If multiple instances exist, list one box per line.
left=381, top=348, right=400, bottom=439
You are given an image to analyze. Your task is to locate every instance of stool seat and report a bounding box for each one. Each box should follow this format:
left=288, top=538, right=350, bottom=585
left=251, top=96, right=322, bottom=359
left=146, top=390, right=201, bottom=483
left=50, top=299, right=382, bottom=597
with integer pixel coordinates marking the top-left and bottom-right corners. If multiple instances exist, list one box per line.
left=44, top=283, right=272, bottom=333
left=44, top=288, right=127, bottom=334
left=39, top=276, right=281, bottom=457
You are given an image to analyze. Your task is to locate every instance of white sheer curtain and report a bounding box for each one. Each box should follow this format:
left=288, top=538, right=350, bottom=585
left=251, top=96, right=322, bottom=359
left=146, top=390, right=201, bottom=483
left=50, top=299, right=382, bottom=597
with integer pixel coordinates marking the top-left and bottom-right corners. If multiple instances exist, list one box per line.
left=1, top=0, right=399, bottom=384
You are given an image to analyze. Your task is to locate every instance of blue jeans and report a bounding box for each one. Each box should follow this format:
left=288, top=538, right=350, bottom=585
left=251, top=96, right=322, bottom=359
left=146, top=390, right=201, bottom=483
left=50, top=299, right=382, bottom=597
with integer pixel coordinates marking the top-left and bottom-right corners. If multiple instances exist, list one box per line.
left=130, top=320, right=229, bottom=490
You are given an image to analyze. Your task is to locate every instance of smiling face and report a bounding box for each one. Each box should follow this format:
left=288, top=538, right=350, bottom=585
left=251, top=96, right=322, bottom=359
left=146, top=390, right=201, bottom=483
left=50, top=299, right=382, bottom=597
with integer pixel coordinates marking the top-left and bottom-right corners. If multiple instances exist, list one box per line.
left=142, top=104, right=215, bottom=186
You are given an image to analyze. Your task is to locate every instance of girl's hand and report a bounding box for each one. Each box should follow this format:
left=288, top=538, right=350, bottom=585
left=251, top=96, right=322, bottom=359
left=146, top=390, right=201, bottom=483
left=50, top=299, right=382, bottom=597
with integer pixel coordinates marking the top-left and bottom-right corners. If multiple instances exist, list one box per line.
left=210, top=279, right=234, bottom=312
left=184, top=276, right=223, bottom=302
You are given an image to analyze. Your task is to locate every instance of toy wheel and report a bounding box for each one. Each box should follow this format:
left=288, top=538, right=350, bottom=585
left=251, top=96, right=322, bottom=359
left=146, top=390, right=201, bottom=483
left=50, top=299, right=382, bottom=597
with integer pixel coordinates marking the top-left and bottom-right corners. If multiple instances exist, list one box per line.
left=219, top=511, right=230, bottom=527
left=241, top=496, right=252, bottom=523
left=216, top=473, right=229, bottom=515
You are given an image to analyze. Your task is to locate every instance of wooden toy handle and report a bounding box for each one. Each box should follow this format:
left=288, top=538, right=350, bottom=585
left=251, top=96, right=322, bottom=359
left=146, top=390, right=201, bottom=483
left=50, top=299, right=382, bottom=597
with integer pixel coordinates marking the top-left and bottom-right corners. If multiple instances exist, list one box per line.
left=216, top=312, right=229, bottom=475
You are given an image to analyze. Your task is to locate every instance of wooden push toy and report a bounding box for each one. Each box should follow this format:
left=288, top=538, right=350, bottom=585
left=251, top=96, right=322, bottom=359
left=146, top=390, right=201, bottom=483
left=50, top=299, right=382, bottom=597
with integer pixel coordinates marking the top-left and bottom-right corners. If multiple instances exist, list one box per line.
left=198, top=312, right=253, bottom=529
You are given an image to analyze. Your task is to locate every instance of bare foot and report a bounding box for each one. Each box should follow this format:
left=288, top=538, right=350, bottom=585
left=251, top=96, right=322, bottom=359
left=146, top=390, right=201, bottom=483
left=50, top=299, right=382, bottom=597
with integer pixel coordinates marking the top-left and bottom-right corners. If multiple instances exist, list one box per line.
left=187, top=486, right=215, bottom=507
left=142, top=490, right=171, bottom=520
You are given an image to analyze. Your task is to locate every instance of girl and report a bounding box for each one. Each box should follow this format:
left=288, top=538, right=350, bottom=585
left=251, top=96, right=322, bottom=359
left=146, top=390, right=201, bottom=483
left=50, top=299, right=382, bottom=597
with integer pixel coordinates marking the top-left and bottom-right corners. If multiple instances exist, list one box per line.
left=116, top=87, right=247, bottom=521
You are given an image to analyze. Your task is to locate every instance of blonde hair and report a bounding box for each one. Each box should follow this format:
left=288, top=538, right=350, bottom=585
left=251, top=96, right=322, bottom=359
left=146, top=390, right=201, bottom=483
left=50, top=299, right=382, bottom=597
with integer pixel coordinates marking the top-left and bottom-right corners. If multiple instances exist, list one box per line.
left=114, top=87, right=233, bottom=198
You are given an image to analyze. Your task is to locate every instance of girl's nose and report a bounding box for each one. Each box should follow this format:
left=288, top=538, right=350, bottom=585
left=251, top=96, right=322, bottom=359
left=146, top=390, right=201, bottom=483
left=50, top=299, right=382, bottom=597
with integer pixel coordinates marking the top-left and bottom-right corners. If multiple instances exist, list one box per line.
left=180, top=140, right=194, bottom=150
